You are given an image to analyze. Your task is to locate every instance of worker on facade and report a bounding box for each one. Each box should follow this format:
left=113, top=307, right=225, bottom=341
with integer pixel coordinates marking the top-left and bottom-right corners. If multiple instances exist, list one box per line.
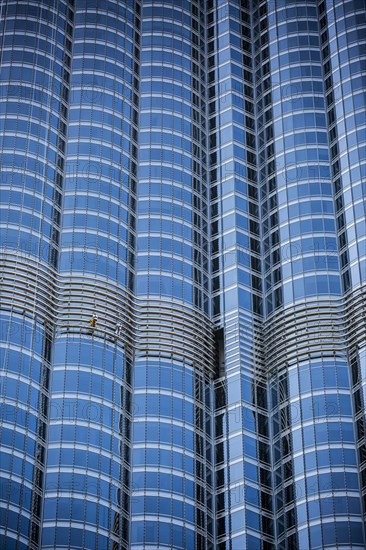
left=89, top=313, right=98, bottom=328
left=115, top=322, right=122, bottom=337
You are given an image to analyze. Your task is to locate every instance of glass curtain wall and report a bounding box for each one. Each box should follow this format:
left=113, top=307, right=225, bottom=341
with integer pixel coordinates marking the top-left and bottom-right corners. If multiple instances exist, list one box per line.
left=0, top=1, right=365, bottom=550
left=259, top=0, right=365, bottom=548
left=0, top=1, right=73, bottom=548
left=131, top=1, right=215, bottom=548
left=42, top=1, right=139, bottom=548
left=208, top=1, right=273, bottom=549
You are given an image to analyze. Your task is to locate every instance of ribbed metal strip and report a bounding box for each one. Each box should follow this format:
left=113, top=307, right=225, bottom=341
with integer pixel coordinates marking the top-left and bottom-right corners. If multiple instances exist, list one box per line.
left=0, top=253, right=216, bottom=374
left=0, top=253, right=57, bottom=322
left=263, top=286, right=366, bottom=370
left=214, top=309, right=265, bottom=378
left=133, top=301, right=215, bottom=370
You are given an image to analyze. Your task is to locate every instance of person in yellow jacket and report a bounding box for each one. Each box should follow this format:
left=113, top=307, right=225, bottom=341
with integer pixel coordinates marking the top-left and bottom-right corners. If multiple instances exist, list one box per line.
left=89, top=313, right=98, bottom=328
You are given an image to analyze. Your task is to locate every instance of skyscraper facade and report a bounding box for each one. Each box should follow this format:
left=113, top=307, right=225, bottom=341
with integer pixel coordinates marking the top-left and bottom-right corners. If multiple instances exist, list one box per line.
left=0, top=0, right=365, bottom=549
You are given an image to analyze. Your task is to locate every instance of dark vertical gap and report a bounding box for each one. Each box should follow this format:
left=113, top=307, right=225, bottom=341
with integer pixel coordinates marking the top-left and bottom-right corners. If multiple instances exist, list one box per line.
left=48, top=0, right=74, bottom=271
left=118, top=349, right=133, bottom=548
left=215, top=327, right=225, bottom=377
left=349, top=349, right=366, bottom=529
left=29, top=323, right=53, bottom=549
left=121, top=1, right=142, bottom=547
left=250, top=0, right=276, bottom=546
left=127, top=0, right=141, bottom=295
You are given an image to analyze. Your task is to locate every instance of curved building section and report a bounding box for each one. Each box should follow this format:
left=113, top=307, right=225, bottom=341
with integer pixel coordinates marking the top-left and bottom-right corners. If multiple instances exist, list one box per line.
left=262, top=0, right=365, bottom=547
left=41, top=1, right=140, bottom=548
left=135, top=2, right=209, bottom=312
left=320, top=0, right=366, bottom=525
left=321, top=0, right=365, bottom=291
left=131, top=1, right=215, bottom=548
left=0, top=1, right=72, bottom=547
